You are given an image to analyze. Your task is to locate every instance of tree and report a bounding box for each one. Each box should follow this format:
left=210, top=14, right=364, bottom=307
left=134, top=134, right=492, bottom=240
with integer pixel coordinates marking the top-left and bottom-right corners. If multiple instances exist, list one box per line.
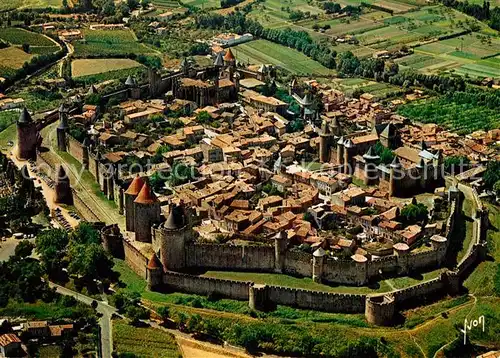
left=126, top=305, right=148, bottom=325
left=157, top=306, right=170, bottom=323
left=127, top=0, right=139, bottom=8
left=401, top=202, right=428, bottom=224
left=493, top=180, right=500, bottom=197
left=196, top=111, right=211, bottom=124
left=67, top=242, right=114, bottom=280
left=35, top=228, right=69, bottom=275
left=141, top=0, right=151, bottom=9
left=149, top=171, right=168, bottom=191
left=22, top=43, right=30, bottom=54
left=101, top=0, right=116, bottom=16
left=484, top=161, right=500, bottom=189
left=14, top=240, right=34, bottom=258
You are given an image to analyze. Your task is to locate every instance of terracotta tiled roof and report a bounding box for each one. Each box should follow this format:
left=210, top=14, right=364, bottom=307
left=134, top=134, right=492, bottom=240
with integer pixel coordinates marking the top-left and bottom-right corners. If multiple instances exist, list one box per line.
left=0, top=334, right=20, bottom=347
left=147, top=253, right=162, bottom=269
left=125, top=176, right=145, bottom=196
left=224, top=48, right=235, bottom=61
left=134, top=182, right=158, bottom=204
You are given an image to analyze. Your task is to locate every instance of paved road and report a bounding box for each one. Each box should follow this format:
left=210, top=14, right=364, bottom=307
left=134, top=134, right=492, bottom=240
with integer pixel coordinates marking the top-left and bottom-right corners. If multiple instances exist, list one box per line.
left=49, top=282, right=116, bottom=358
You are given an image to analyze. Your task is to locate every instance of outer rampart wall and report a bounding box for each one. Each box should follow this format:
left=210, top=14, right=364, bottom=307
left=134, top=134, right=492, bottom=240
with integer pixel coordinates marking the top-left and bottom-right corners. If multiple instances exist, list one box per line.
left=163, top=271, right=250, bottom=300
left=267, top=286, right=366, bottom=313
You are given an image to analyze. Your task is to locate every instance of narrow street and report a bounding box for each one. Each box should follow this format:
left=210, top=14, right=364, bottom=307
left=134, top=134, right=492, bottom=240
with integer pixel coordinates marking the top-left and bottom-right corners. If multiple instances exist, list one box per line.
left=49, top=282, right=116, bottom=358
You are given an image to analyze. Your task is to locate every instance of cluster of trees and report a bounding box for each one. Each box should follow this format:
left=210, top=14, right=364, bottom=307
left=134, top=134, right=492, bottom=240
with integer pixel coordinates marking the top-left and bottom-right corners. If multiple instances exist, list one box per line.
left=168, top=162, right=199, bottom=186
left=0, top=241, right=56, bottom=306
left=35, top=224, right=114, bottom=285
left=195, top=12, right=337, bottom=69
left=110, top=291, right=149, bottom=325
left=440, top=0, right=500, bottom=30
left=483, top=160, right=500, bottom=191
left=221, top=0, right=245, bottom=8
left=372, top=141, right=394, bottom=165
left=400, top=201, right=429, bottom=225
left=322, top=2, right=342, bottom=14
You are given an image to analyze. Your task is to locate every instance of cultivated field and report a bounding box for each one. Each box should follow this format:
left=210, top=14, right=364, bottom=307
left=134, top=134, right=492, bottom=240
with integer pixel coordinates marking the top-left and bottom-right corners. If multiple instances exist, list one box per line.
left=183, top=0, right=220, bottom=8
left=233, top=39, right=335, bottom=75
left=0, top=28, right=60, bottom=55
left=329, top=77, right=402, bottom=99
left=73, top=29, right=158, bottom=57
left=71, top=58, right=142, bottom=78
left=0, top=0, right=61, bottom=10
left=397, top=32, right=500, bottom=77
left=0, top=47, right=34, bottom=76
left=243, top=2, right=500, bottom=78
left=113, top=320, right=180, bottom=358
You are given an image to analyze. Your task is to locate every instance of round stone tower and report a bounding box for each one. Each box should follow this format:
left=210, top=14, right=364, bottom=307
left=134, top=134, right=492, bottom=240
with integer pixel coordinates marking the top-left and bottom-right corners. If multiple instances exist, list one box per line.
left=124, top=176, right=145, bottom=232
left=249, top=283, right=269, bottom=311
left=133, top=182, right=161, bottom=243
left=57, top=104, right=69, bottom=152
left=146, top=253, right=163, bottom=290
left=312, top=247, right=326, bottom=283
left=54, top=166, right=73, bottom=205
left=343, top=138, right=355, bottom=174
left=365, top=294, right=396, bottom=326
left=319, top=119, right=333, bottom=163
left=156, top=203, right=191, bottom=271
left=336, top=136, right=344, bottom=168
left=363, top=146, right=379, bottom=186
left=393, top=242, right=409, bottom=275
left=274, top=231, right=288, bottom=273
left=16, top=108, right=38, bottom=161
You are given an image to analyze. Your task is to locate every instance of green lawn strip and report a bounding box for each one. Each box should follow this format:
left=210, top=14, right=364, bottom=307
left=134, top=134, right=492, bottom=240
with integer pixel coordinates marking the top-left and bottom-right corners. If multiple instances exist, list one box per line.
left=464, top=204, right=500, bottom=296
left=0, top=123, right=17, bottom=150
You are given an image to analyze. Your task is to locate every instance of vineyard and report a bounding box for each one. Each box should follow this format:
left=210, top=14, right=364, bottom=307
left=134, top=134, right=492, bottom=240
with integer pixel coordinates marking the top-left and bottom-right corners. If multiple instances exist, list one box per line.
left=73, top=29, right=158, bottom=58
left=397, top=91, right=500, bottom=134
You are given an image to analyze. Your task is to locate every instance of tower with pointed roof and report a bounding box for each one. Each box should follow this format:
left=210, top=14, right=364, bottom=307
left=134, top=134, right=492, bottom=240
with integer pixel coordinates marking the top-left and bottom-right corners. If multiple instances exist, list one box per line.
left=125, top=75, right=141, bottom=99
left=343, top=138, right=355, bottom=174
left=124, top=175, right=145, bottom=232
left=146, top=253, right=163, bottom=289
left=363, top=146, right=379, bottom=186
left=152, top=202, right=193, bottom=271
left=223, top=48, right=236, bottom=79
left=134, top=182, right=161, bottom=242
left=16, top=108, right=38, bottom=161
left=319, top=119, right=334, bottom=163
left=54, top=165, right=73, bottom=205
left=57, top=104, right=69, bottom=152
left=336, top=136, right=344, bottom=168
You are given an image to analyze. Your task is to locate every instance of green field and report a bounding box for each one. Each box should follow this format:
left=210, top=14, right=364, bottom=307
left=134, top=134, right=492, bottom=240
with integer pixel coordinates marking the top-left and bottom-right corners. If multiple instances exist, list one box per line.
left=233, top=39, right=335, bottom=75
left=248, top=0, right=324, bottom=28
left=183, top=0, right=220, bottom=8
left=71, top=58, right=142, bottom=77
left=0, top=47, right=33, bottom=76
left=73, top=29, right=158, bottom=57
left=0, top=0, right=61, bottom=10
left=113, top=320, right=180, bottom=358
left=0, top=28, right=56, bottom=47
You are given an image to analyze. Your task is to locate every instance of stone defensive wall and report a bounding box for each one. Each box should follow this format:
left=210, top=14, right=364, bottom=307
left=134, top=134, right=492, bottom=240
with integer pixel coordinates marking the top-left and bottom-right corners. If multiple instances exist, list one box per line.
left=67, top=135, right=88, bottom=168
left=185, top=243, right=276, bottom=271
left=36, top=153, right=99, bottom=222
left=266, top=286, right=366, bottom=313
left=123, top=237, right=148, bottom=279
left=162, top=271, right=251, bottom=301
